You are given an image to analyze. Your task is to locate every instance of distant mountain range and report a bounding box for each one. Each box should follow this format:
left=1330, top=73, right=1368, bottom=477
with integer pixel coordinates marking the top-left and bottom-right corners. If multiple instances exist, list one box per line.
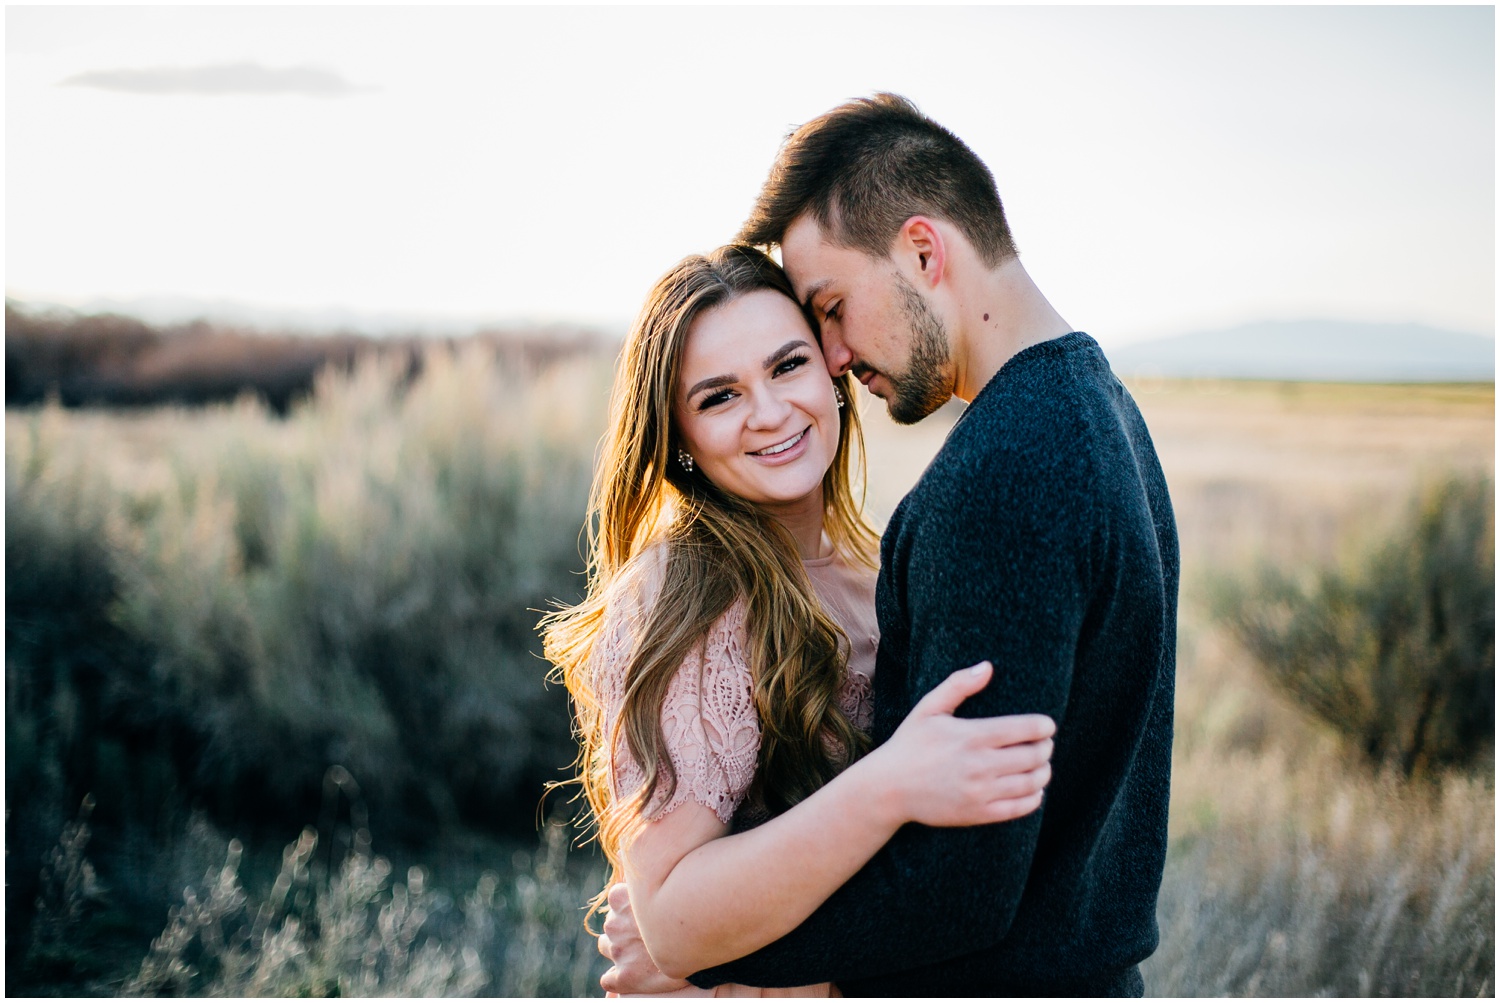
left=7, top=298, right=1493, bottom=383
left=1106, top=320, right=1494, bottom=383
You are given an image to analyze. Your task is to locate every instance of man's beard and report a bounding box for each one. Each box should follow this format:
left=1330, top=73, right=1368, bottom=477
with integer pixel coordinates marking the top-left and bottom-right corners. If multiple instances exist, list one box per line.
left=883, top=273, right=954, bottom=425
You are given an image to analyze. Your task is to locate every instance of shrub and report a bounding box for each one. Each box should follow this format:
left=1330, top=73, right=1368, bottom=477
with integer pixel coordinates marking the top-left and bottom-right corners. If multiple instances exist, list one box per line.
left=21, top=796, right=112, bottom=988
left=6, top=343, right=611, bottom=847
left=114, top=801, right=605, bottom=997
left=122, top=826, right=495, bottom=997
left=501, top=817, right=610, bottom=997
left=1213, top=475, right=1495, bottom=775
left=4, top=406, right=167, bottom=961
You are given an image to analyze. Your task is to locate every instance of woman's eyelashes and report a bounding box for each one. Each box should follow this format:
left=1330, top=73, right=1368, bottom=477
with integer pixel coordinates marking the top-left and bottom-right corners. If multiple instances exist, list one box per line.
left=698, top=389, right=734, bottom=411
left=773, top=353, right=811, bottom=376
left=694, top=355, right=813, bottom=411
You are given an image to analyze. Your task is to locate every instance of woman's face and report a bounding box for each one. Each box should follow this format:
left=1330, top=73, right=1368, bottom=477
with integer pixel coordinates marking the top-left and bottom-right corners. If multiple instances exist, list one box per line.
left=673, top=289, right=841, bottom=511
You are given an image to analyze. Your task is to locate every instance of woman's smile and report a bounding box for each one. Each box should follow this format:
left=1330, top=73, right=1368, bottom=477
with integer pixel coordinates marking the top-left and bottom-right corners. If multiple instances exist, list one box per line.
left=749, top=426, right=810, bottom=461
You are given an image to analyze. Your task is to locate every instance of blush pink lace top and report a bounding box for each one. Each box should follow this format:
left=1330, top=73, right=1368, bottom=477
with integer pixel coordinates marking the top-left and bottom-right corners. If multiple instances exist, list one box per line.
left=592, top=544, right=878, bottom=998
left=594, top=544, right=879, bottom=827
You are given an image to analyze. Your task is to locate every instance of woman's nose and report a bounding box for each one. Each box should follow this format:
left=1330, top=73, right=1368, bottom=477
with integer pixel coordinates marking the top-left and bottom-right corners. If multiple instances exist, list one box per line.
left=745, top=386, right=793, bottom=429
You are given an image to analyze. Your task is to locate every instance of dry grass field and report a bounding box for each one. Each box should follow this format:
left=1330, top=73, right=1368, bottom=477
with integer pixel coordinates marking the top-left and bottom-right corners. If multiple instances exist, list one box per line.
left=7, top=360, right=1493, bottom=996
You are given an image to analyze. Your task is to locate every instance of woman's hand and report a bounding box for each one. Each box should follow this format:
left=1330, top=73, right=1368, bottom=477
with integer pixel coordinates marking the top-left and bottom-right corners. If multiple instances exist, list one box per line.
left=866, top=661, right=1055, bottom=827
left=599, top=882, right=693, bottom=995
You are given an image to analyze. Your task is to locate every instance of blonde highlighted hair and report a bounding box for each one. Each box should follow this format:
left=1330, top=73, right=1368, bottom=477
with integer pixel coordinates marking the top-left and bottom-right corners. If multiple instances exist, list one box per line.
left=541, top=245, right=879, bottom=889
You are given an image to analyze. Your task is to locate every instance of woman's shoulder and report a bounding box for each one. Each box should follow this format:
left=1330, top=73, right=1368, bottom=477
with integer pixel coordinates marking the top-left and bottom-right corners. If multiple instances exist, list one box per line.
left=594, top=539, right=751, bottom=679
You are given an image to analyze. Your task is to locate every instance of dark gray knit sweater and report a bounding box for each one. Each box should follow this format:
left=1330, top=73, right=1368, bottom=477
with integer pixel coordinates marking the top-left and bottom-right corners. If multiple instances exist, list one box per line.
left=690, top=332, right=1178, bottom=996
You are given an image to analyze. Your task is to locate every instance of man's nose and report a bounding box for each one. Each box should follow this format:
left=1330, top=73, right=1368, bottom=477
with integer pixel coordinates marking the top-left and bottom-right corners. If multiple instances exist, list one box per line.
left=821, top=331, right=853, bottom=377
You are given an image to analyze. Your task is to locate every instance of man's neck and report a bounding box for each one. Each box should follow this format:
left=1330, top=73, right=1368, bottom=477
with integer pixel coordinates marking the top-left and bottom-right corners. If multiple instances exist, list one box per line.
left=949, top=257, right=1074, bottom=402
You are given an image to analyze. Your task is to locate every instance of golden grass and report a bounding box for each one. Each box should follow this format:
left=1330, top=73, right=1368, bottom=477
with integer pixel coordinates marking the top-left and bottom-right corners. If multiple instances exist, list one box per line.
left=8, top=372, right=1493, bottom=995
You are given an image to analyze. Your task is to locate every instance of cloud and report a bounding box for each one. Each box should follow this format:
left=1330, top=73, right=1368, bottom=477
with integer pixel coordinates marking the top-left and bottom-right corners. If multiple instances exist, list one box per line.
left=58, top=62, right=372, bottom=97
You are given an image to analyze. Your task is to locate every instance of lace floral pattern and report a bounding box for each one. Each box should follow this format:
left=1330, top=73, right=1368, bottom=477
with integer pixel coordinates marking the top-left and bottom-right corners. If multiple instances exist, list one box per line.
left=599, top=598, right=761, bottom=823
left=837, top=665, right=874, bottom=731
left=594, top=550, right=877, bottom=825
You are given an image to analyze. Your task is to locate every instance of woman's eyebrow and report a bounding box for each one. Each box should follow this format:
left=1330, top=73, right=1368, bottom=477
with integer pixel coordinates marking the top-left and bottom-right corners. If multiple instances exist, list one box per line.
left=763, top=339, right=812, bottom=369
left=684, top=340, right=811, bottom=400
left=685, top=373, right=736, bottom=400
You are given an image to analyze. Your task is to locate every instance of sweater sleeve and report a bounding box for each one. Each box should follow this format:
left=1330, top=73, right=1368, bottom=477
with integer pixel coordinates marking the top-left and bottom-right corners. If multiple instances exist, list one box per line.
left=690, top=426, right=1097, bottom=989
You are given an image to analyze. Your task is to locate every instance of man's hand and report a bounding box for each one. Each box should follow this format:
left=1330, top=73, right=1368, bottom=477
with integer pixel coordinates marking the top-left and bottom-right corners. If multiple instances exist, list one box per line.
left=598, top=882, right=693, bottom=996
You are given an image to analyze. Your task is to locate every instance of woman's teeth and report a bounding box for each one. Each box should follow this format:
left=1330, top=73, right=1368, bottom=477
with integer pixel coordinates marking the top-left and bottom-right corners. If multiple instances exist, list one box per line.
left=753, top=428, right=807, bottom=456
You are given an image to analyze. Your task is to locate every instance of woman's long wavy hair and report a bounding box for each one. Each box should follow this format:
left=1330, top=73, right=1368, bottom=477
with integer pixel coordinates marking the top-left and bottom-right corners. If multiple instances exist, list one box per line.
left=542, top=245, right=879, bottom=883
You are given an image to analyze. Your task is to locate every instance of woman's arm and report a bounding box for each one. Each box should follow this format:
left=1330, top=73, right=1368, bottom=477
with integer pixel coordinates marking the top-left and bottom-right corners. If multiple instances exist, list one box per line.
left=621, top=661, right=1054, bottom=980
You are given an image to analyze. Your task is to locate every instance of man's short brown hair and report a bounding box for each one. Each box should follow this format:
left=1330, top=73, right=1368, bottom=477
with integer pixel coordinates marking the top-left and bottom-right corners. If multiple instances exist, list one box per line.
left=736, top=93, right=1017, bottom=267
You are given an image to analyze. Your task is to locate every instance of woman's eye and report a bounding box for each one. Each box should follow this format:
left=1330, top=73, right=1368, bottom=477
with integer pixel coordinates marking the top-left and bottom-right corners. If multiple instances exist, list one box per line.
left=698, top=390, right=734, bottom=411
left=774, top=354, right=810, bottom=377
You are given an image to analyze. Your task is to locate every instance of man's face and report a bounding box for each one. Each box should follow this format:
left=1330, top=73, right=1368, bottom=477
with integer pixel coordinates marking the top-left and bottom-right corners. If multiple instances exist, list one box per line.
left=781, top=215, right=954, bottom=425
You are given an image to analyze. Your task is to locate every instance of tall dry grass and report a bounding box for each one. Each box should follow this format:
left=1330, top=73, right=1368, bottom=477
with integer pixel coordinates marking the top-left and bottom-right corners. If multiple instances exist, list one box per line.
left=1148, top=603, right=1493, bottom=995
left=6, top=368, right=1493, bottom=996
left=19, top=793, right=608, bottom=997
left=6, top=343, right=614, bottom=991
left=1129, top=382, right=1492, bottom=995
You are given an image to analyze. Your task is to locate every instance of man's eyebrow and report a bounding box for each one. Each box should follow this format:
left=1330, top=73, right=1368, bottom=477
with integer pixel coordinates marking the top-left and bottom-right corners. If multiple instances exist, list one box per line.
left=763, top=339, right=812, bottom=369
left=801, top=280, right=831, bottom=314
left=685, top=373, right=736, bottom=400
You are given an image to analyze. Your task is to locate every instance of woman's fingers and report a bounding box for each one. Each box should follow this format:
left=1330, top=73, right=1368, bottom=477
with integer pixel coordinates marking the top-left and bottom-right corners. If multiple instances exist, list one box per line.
left=886, top=668, right=1059, bottom=828
left=974, top=744, right=1052, bottom=790
left=985, top=789, right=1045, bottom=823
left=986, top=761, right=1052, bottom=801
left=976, top=713, right=1056, bottom=746
left=987, top=736, right=1052, bottom=770
left=912, top=661, right=994, bottom=717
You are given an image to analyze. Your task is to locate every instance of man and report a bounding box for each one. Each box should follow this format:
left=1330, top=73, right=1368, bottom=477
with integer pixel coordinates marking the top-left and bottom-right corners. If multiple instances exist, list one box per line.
left=602, top=93, right=1178, bottom=996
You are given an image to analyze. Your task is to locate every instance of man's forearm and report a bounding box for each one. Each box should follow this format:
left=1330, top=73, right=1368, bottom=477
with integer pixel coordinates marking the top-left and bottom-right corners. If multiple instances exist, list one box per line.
left=690, top=811, right=1043, bottom=988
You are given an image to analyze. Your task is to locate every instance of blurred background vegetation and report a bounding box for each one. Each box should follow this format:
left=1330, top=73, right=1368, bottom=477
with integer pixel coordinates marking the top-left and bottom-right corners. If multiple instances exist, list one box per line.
left=5, top=305, right=1494, bottom=995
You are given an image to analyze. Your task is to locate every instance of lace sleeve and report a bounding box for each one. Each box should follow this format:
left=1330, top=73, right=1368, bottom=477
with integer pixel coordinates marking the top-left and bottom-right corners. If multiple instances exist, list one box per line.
left=593, top=588, right=761, bottom=826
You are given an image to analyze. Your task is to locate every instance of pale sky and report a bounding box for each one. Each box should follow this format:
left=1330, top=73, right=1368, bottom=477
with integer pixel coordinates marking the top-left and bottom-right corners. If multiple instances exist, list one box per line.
left=6, top=6, right=1495, bottom=345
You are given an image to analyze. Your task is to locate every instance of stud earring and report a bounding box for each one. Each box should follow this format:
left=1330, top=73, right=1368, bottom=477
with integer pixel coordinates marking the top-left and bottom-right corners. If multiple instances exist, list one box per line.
left=677, top=449, right=694, bottom=472
left=834, top=386, right=846, bottom=409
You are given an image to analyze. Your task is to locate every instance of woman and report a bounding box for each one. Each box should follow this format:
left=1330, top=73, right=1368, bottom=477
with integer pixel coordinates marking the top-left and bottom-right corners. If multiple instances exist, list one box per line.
left=543, top=246, right=1054, bottom=996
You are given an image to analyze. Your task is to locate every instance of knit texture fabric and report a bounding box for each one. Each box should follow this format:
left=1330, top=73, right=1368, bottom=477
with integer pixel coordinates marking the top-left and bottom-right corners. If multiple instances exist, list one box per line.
left=690, top=332, right=1179, bottom=996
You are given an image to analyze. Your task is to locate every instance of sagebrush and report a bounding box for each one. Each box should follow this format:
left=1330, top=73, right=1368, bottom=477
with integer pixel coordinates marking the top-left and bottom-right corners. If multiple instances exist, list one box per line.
left=1212, top=474, right=1494, bottom=775
left=7, top=367, right=1493, bottom=996
left=6, top=345, right=612, bottom=973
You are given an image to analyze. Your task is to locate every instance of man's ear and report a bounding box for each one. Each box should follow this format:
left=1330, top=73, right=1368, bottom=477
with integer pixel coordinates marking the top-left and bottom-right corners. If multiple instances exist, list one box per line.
left=897, top=216, right=945, bottom=289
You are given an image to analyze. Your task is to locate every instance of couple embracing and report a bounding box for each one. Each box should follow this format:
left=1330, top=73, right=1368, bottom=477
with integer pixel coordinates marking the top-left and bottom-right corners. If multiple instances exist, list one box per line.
left=542, top=94, right=1178, bottom=997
